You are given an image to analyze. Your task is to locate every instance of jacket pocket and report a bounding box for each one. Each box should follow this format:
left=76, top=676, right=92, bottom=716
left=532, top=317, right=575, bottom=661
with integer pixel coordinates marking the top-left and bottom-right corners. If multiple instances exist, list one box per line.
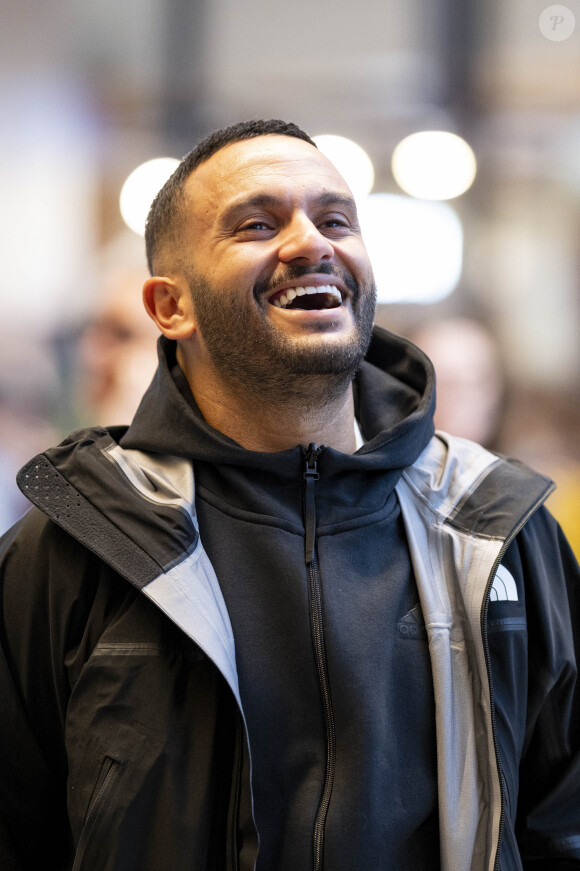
left=72, top=755, right=122, bottom=871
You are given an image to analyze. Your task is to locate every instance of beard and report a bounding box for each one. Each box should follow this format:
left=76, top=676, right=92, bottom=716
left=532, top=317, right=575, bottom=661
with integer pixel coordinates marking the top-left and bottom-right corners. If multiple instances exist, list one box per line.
left=185, top=263, right=377, bottom=403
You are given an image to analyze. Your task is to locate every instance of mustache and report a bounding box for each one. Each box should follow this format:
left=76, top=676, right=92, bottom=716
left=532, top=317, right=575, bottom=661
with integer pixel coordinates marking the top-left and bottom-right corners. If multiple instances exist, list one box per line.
left=254, top=263, right=359, bottom=303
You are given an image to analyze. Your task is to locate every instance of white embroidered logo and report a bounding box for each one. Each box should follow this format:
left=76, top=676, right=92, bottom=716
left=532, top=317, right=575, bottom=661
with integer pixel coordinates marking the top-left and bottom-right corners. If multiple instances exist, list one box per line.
left=490, top=565, right=518, bottom=602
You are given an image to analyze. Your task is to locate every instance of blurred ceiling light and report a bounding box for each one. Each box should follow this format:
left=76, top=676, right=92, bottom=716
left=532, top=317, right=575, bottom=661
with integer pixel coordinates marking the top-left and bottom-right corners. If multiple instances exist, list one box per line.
left=391, top=131, right=477, bottom=200
left=120, top=157, right=180, bottom=236
left=357, top=193, right=463, bottom=304
left=313, top=134, right=375, bottom=197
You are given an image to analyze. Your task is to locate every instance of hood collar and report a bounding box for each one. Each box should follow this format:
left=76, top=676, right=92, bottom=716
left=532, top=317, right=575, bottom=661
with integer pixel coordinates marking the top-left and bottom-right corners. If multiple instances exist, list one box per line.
left=120, top=326, right=436, bottom=474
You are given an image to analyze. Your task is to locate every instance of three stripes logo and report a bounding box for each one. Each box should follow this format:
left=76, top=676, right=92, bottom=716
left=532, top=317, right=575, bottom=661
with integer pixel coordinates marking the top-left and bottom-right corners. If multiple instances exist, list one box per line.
left=490, top=565, right=519, bottom=602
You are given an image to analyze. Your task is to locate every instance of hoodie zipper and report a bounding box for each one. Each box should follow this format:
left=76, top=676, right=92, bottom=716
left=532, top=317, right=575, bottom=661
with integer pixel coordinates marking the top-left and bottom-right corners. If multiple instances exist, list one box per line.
left=303, top=444, right=336, bottom=871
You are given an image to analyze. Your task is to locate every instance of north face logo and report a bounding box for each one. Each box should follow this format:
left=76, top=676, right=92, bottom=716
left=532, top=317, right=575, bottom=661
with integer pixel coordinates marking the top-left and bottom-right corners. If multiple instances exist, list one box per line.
left=490, top=565, right=518, bottom=602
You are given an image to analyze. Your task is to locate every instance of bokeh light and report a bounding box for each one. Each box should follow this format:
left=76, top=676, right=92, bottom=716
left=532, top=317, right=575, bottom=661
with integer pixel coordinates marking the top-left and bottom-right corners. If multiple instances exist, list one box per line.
left=391, top=131, right=477, bottom=200
left=120, top=157, right=180, bottom=236
left=313, top=134, right=375, bottom=198
left=356, top=193, right=463, bottom=303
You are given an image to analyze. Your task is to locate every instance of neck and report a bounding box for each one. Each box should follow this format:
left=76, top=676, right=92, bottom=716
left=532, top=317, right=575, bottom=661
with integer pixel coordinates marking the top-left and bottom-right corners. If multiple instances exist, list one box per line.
left=179, top=348, right=358, bottom=453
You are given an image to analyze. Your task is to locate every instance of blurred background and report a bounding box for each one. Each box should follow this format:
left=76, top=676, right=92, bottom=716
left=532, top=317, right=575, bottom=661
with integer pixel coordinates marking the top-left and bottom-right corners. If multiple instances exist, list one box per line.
left=1, top=0, right=579, bottom=551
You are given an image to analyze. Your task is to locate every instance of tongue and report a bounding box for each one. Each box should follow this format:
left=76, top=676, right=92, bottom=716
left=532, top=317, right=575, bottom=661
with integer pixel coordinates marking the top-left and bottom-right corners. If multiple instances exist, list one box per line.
left=269, top=288, right=341, bottom=310
left=287, top=293, right=338, bottom=310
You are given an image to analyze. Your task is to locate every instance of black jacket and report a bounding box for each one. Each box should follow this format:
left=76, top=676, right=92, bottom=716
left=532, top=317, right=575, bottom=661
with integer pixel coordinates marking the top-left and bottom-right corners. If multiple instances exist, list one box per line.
left=0, top=328, right=579, bottom=870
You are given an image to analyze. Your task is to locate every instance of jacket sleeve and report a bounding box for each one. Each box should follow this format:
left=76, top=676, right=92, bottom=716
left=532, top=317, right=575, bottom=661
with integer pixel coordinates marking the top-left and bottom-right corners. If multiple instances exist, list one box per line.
left=514, top=507, right=580, bottom=869
left=0, top=510, right=74, bottom=867
left=0, top=508, right=126, bottom=869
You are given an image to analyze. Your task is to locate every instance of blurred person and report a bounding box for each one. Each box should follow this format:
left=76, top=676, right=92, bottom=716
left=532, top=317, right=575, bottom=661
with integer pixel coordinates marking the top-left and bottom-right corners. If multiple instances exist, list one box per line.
left=410, top=316, right=505, bottom=448
left=411, top=318, right=580, bottom=558
left=0, top=448, right=18, bottom=532
left=0, top=240, right=157, bottom=535
left=76, top=248, right=160, bottom=426
left=498, top=386, right=580, bottom=559
left=0, top=120, right=579, bottom=871
left=0, top=399, right=59, bottom=533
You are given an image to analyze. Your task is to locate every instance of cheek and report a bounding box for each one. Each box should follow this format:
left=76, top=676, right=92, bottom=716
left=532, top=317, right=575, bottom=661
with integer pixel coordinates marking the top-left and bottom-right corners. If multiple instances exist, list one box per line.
left=209, top=251, right=268, bottom=290
left=338, top=239, right=373, bottom=276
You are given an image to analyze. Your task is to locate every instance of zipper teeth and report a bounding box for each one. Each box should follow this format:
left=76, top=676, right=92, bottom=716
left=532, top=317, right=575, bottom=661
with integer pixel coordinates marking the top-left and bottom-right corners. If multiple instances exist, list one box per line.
left=309, top=556, right=337, bottom=871
left=230, top=722, right=243, bottom=871
left=302, top=444, right=336, bottom=871
left=483, top=493, right=551, bottom=871
left=483, top=599, right=506, bottom=871
left=84, top=757, right=119, bottom=828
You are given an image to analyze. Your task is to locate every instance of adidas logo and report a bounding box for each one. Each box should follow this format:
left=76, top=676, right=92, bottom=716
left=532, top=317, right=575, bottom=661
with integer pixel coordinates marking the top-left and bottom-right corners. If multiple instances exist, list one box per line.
left=397, top=603, right=428, bottom=639
left=490, top=565, right=518, bottom=602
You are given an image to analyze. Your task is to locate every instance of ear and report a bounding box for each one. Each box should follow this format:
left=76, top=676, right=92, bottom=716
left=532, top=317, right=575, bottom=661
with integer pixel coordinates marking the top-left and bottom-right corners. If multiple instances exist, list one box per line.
left=142, top=276, right=196, bottom=340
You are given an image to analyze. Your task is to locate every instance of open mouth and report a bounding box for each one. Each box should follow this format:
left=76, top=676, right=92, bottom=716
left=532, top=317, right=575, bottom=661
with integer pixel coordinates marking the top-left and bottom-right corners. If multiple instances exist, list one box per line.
left=268, top=284, right=342, bottom=311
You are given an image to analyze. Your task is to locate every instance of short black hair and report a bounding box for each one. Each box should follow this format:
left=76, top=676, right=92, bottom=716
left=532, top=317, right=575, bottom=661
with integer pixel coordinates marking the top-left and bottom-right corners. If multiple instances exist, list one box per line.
left=144, top=119, right=316, bottom=274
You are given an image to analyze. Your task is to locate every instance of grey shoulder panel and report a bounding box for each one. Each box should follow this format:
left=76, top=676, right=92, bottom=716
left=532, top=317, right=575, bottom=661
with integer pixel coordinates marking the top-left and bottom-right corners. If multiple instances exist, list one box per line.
left=447, top=456, right=555, bottom=540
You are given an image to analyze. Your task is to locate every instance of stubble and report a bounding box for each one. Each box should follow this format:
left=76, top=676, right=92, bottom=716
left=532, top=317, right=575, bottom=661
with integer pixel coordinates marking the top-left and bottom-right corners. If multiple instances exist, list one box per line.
left=185, top=264, right=377, bottom=406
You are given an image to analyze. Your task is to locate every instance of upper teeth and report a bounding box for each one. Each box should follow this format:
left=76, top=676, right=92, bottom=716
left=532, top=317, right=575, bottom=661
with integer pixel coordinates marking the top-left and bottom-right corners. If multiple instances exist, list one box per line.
left=272, top=284, right=342, bottom=308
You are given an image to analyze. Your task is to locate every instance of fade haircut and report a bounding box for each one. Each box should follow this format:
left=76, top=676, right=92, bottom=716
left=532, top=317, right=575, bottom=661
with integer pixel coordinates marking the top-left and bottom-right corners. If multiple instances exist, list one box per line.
left=144, top=119, right=316, bottom=274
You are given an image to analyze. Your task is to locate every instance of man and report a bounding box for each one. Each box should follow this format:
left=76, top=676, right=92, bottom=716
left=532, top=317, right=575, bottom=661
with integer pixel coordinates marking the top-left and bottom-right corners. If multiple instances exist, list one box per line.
left=0, top=119, right=579, bottom=871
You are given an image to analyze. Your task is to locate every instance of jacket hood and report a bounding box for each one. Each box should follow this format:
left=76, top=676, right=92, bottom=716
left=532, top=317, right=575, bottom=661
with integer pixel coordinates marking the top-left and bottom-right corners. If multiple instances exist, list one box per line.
left=120, top=325, right=436, bottom=478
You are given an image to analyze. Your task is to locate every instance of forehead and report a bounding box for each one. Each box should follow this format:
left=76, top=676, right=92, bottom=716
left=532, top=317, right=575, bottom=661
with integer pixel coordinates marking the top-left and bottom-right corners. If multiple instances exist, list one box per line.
left=184, top=135, right=353, bottom=218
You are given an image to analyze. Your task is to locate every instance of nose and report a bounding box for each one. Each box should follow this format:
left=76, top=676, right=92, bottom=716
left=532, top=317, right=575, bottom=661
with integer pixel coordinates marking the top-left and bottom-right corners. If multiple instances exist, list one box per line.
left=277, top=213, right=334, bottom=265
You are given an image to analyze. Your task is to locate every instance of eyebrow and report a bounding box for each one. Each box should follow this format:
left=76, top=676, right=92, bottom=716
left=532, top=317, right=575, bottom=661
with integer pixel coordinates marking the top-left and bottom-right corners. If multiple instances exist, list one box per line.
left=313, top=192, right=358, bottom=211
left=220, top=190, right=358, bottom=224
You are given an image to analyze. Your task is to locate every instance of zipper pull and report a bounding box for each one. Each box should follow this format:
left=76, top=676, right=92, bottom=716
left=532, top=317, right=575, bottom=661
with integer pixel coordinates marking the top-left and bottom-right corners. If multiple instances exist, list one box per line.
left=303, top=443, right=321, bottom=565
